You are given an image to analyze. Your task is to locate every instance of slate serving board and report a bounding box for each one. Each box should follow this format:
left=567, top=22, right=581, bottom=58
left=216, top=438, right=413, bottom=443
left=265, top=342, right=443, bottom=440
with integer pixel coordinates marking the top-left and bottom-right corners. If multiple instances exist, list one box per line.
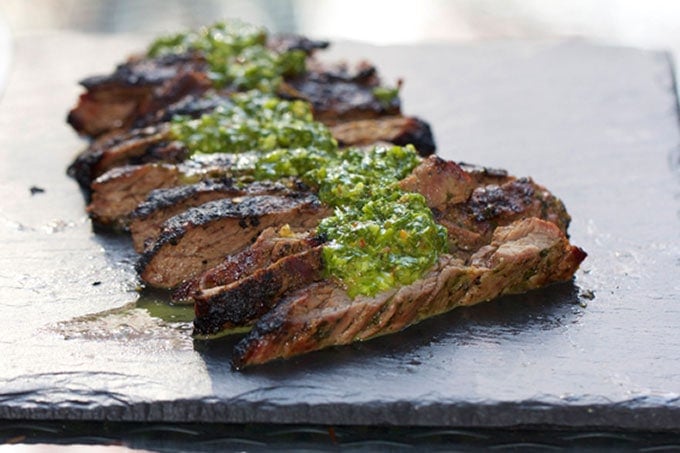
left=0, top=33, right=679, bottom=431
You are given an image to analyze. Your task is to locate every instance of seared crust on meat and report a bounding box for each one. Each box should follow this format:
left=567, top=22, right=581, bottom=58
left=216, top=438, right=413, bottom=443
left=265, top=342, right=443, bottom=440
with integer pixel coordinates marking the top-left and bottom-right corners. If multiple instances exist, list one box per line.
left=436, top=177, right=571, bottom=258
left=232, top=218, right=586, bottom=369
left=68, top=124, right=179, bottom=190
left=129, top=179, right=292, bottom=252
left=173, top=227, right=323, bottom=302
left=330, top=116, right=435, bottom=155
left=137, top=193, right=330, bottom=288
left=87, top=153, right=240, bottom=228
left=67, top=34, right=328, bottom=138
left=278, top=61, right=400, bottom=124
left=87, top=163, right=182, bottom=227
left=68, top=53, right=211, bottom=137
left=194, top=245, right=325, bottom=335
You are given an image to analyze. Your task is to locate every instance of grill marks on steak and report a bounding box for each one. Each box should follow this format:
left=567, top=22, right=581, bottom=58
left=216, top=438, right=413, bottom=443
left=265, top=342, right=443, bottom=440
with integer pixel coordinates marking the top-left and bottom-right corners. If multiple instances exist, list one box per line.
left=68, top=124, right=184, bottom=191
left=174, top=227, right=323, bottom=302
left=68, top=53, right=212, bottom=137
left=137, top=193, right=329, bottom=288
left=187, top=228, right=326, bottom=334
left=279, top=61, right=400, bottom=124
left=231, top=218, right=586, bottom=369
left=67, top=34, right=328, bottom=138
left=330, top=116, right=435, bottom=156
left=87, top=153, right=240, bottom=228
left=129, top=179, right=292, bottom=252
left=193, top=244, right=325, bottom=335
left=185, top=157, right=577, bottom=345
left=441, top=177, right=571, bottom=259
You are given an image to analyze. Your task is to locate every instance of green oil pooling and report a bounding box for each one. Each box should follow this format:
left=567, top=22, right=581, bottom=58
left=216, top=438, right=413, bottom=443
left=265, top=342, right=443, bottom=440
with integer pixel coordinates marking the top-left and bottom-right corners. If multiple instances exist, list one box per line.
left=148, top=20, right=306, bottom=91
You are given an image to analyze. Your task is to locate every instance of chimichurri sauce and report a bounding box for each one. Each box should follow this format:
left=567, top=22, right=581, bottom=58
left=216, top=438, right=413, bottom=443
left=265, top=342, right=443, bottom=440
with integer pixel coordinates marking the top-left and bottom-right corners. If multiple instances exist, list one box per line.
left=148, top=20, right=306, bottom=91
left=160, top=21, right=444, bottom=297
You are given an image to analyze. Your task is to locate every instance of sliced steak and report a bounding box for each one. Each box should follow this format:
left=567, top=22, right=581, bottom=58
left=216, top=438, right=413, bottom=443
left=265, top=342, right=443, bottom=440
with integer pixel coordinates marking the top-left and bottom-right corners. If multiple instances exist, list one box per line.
left=399, top=155, right=476, bottom=210
left=278, top=61, right=401, bottom=124
left=231, top=218, right=586, bottom=369
left=193, top=245, right=325, bottom=335
left=87, top=153, right=239, bottom=228
left=330, top=116, right=435, bottom=156
left=68, top=124, right=184, bottom=191
left=436, top=177, right=571, bottom=258
left=129, top=179, right=292, bottom=252
left=87, top=163, right=182, bottom=228
left=67, top=53, right=211, bottom=137
left=138, top=193, right=329, bottom=289
left=173, top=227, right=322, bottom=302
left=67, top=34, right=328, bottom=138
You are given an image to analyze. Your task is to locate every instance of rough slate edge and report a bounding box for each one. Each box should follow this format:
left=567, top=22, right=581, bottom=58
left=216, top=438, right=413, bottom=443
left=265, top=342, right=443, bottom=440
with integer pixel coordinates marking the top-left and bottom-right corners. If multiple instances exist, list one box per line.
left=1, top=34, right=680, bottom=432
left=3, top=399, right=680, bottom=432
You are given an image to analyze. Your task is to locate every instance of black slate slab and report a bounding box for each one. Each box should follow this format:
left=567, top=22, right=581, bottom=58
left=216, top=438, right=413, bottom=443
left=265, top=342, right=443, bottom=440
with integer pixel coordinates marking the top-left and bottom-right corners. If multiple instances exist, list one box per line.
left=0, top=33, right=678, bottom=430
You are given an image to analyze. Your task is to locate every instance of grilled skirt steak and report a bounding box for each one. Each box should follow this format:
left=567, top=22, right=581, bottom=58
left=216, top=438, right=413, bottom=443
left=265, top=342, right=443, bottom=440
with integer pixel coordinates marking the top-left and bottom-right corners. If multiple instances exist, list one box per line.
left=231, top=218, right=586, bottom=369
left=187, top=158, right=575, bottom=342
left=329, top=116, right=435, bottom=155
left=68, top=124, right=180, bottom=190
left=278, top=61, right=400, bottom=124
left=67, top=34, right=329, bottom=138
left=138, top=193, right=329, bottom=288
left=68, top=53, right=212, bottom=137
left=193, top=245, right=325, bottom=335
left=87, top=163, right=183, bottom=227
left=66, top=25, right=586, bottom=369
left=70, top=114, right=436, bottom=193
left=87, top=154, right=241, bottom=228
left=129, top=179, right=292, bottom=252
left=173, top=227, right=323, bottom=302
left=437, top=177, right=571, bottom=258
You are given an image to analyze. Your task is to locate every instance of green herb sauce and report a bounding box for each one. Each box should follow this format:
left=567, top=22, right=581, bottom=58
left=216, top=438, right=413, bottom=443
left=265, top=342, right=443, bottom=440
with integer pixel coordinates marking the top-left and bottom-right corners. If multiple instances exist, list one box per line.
left=148, top=20, right=306, bottom=91
left=158, top=21, right=445, bottom=298
left=169, top=92, right=336, bottom=156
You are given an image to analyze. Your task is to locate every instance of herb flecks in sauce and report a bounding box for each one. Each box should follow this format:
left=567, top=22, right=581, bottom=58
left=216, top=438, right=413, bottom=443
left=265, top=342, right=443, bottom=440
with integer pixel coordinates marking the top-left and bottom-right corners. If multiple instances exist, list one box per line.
left=158, top=21, right=444, bottom=298
left=148, top=20, right=306, bottom=91
left=314, top=147, right=447, bottom=298
left=170, top=92, right=336, bottom=156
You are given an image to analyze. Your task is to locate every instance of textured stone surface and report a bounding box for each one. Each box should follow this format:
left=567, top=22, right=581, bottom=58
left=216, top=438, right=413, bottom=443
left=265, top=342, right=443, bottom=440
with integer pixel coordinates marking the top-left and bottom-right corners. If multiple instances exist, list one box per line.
left=0, top=33, right=678, bottom=429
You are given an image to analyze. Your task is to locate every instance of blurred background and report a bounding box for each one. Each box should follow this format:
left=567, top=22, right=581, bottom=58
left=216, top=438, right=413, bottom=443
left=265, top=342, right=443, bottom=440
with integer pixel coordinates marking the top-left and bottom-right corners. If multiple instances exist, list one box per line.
left=1, top=0, right=680, bottom=94
left=1, top=0, right=680, bottom=54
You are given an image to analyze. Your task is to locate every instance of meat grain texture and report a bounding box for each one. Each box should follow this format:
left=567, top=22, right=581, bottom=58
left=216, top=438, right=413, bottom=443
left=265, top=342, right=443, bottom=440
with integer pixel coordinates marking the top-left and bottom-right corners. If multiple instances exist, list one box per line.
left=66, top=26, right=586, bottom=368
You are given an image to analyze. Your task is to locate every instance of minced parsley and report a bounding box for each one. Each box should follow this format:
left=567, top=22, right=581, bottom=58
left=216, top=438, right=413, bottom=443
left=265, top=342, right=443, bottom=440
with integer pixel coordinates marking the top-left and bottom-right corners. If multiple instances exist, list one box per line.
left=156, top=21, right=445, bottom=297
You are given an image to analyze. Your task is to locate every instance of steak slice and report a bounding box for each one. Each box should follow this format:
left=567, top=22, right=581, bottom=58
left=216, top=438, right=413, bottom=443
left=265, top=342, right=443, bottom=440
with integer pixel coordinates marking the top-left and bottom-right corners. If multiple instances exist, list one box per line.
left=399, top=155, right=477, bottom=210
left=70, top=114, right=436, bottom=191
left=129, top=179, right=292, bottom=252
left=67, top=33, right=328, bottom=138
left=278, top=61, right=401, bottom=124
left=87, top=163, right=181, bottom=227
left=437, top=177, right=572, bottom=258
left=173, top=227, right=323, bottom=302
left=138, top=193, right=329, bottom=288
left=67, top=53, right=211, bottom=137
left=68, top=124, right=183, bottom=191
left=231, top=218, right=586, bottom=369
left=330, top=116, right=436, bottom=156
left=190, top=158, right=576, bottom=342
left=193, top=245, right=325, bottom=335
left=87, top=153, right=239, bottom=228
